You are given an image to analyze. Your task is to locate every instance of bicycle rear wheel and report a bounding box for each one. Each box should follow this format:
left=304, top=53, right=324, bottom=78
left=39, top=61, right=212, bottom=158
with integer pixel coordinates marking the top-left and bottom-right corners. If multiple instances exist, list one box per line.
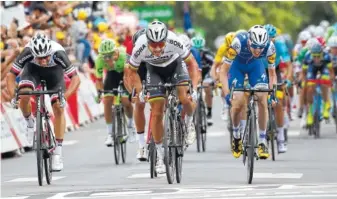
left=121, top=109, right=127, bottom=164
left=36, top=110, right=44, bottom=186
left=113, top=110, right=121, bottom=165
left=44, top=119, right=53, bottom=185
left=194, top=103, right=201, bottom=153
left=314, top=97, right=321, bottom=139
left=149, top=137, right=157, bottom=178
left=247, top=112, right=256, bottom=184
left=164, top=109, right=175, bottom=184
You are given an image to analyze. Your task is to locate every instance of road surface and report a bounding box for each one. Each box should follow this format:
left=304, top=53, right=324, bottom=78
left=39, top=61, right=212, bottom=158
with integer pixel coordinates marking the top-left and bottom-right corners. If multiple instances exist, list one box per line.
left=2, top=97, right=337, bottom=199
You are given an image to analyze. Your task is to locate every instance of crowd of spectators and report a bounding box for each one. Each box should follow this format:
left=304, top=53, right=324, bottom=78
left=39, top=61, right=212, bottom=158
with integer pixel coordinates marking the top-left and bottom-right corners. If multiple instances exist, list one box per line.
left=1, top=1, right=139, bottom=103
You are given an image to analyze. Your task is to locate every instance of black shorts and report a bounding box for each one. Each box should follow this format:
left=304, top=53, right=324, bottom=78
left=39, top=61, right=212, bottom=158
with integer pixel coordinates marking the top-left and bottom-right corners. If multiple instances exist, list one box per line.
left=138, top=62, right=147, bottom=82
left=265, top=67, right=283, bottom=85
left=201, top=67, right=210, bottom=80
left=19, top=62, right=65, bottom=104
left=103, top=70, right=129, bottom=97
left=145, top=57, right=190, bottom=100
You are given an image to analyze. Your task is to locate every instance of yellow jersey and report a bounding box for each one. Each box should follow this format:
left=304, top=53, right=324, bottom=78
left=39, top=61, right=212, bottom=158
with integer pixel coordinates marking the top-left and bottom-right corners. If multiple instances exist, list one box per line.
left=214, top=32, right=236, bottom=64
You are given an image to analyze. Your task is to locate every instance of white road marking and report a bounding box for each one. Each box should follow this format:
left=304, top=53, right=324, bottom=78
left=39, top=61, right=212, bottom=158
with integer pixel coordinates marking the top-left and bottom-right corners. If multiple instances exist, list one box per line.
left=278, top=185, right=296, bottom=189
left=1, top=197, right=29, bottom=199
left=47, top=191, right=90, bottom=199
left=91, top=191, right=152, bottom=197
left=286, top=130, right=300, bottom=136
left=207, top=131, right=226, bottom=137
left=63, top=140, right=79, bottom=146
left=6, top=176, right=66, bottom=182
left=127, top=173, right=166, bottom=179
left=254, top=173, right=303, bottom=179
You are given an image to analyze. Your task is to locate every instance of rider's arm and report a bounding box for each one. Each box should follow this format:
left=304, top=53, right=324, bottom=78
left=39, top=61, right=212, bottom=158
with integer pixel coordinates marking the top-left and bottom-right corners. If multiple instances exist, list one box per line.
left=266, top=42, right=277, bottom=88
left=6, top=47, right=34, bottom=98
left=54, top=50, right=80, bottom=99
left=220, top=37, right=241, bottom=95
left=127, top=45, right=143, bottom=93
left=325, top=55, right=335, bottom=82
left=94, top=56, right=104, bottom=91
left=184, top=53, right=200, bottom=89
left=212, top=43, right=227, bottom=79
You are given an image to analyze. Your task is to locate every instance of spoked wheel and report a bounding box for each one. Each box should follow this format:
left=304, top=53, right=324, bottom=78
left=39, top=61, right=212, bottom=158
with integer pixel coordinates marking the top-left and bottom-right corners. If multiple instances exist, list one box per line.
left=113, top=111, right=121, bottom=165
left=194, top=104, right=201, bottom=153
left=164, top=109, right=175, bottom=184
left=175, top=147, right=183, bottom=183
left=200, top=103, right=207, bottom=152
left=314, top=111, right=320, bottom=139
left=44, top=120, right=53, bottom=185
left=270, top=130, right=276, bottom=161
left=149, top=138, right=157, bottom=179
left=36, top=111, right=44, bottom=186
left=333, top=99, right=337, bottom=134
left=121, top=111, right=127, bottom=164
left=228, top=110, right=233, bottom=150
left=247, top=114, right=256, bottom=184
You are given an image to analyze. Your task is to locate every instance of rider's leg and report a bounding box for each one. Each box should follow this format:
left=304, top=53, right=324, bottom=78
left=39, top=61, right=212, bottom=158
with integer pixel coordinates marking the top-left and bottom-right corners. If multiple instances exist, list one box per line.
left=275, top=89, right=287, bottom=153
left=121, top=95, right=136, bottom=142
left=103, top=95, right=114, bottom=145
left=321, top=73, right=331, bottom=119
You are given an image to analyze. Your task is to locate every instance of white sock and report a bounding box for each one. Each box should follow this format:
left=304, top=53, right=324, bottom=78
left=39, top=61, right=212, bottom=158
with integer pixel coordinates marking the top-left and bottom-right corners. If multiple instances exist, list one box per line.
left=233, top=125, right=240, bottom=139
left=106, top=124, right=113, bottom=135
left=137, top=133, right=145, bottom=148
left=25, top=114, right=34, bottom=128
left=156, top=143, right=163, bottom=159
left=128, top=117, right=134, bottom=127
left=277, top=127, right=285, bottom=142
left=185, top=115, right=193, bottom=124
left=259, top=130, right=267, bottom=144
left=240, top=120, right=246, bottom=130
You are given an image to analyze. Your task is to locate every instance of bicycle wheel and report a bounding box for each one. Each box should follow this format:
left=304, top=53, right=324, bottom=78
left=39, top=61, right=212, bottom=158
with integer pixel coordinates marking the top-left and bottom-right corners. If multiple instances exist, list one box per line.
left=333, top=94, right=337, bottom=134
left=36, top=110, right=44, bottom=186
left=113, top=110, right=121, bottom=165
left=247, top=112, right=256, bottom=184
left=175, top=119, right=184, bottom=183
left=228, top=109, right=233, bottom=150
left=149, top=137, right=157, bottom=178
left=200, top=102, right=207, bottom=152
left=314, top=96, right=321, bottom=139
left=163, top=108, right=175, bottom=184
left=121, top=109, right=127, bottom=163
left=195, top=100, right=201, bottom=152
left=44, top=119, right=53, bottom=185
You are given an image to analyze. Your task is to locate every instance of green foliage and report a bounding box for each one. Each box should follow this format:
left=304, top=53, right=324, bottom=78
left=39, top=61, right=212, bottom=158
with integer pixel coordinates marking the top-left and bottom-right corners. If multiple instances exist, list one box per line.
left=112, top=1, right=337, bottom=49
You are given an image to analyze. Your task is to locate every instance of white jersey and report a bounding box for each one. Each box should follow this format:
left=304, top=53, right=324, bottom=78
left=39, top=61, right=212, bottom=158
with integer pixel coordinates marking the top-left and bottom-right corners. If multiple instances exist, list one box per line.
left=129, top=31, right=190, bottom=68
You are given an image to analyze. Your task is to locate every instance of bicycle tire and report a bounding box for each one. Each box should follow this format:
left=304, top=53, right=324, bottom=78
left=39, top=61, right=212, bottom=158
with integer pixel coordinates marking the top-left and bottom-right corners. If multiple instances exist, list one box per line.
left=121, top=109, right=127, bottom=164
left=247, top=111, right=256, bottom=184
left=36, top=110, right=44, bottom=186
left=268, top=106, right=276, bottom=161
left=228, top=109, right=233, bottom=150
left=195, top=103, right=201, bottom=153
left=113, top=110, right=121, bottom=165
left=164, top=108, right=175, bottom=184
left=314, top=96, right=321, bottom=139
left=334, top=103, right=337, bottom=134
left=175, top=118, right=184, bottom=183
left=201, top=102, right=207, bottom=152
left=44, top=120, right=53, bottom=185
left=149, top=138, right=157, bottom=178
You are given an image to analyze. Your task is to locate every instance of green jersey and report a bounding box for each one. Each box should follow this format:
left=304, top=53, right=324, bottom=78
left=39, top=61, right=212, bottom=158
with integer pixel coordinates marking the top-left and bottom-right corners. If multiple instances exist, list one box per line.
left=297, top=47, right=309, bottom=64
left=95, top=47, right=126, bottom=79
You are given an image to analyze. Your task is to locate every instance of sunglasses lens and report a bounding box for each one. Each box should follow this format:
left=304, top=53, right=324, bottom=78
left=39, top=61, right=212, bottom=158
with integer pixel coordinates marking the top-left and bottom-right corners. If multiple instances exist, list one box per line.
left=148, top=41, right=165, bottom=48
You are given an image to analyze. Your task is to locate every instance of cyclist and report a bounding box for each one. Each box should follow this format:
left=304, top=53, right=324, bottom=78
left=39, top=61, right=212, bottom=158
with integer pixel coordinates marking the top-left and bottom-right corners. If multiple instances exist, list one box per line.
left=191, top=35, right=216, bottom=125
left=220, top=25, right=277, bottom=159
left=6, top=32, right=80, bottom=171
left=302, top=43, right=335, bottom=126
left=327, top=36, right=337, bottom=76
left=264, top=24, right=291, bottom=153
left=126, top=21, right=199, bottom=174
left=95, top=39, right=136, bottom=147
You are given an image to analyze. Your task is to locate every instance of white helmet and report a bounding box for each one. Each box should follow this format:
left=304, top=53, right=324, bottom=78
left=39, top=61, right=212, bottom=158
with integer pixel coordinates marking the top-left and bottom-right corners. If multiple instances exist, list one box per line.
left=327, top=36, right=337, bottom=47
left=307, top=25, right=316, bottom=36
left=146, top=21, right=168, bottom=43
left=179, top=34, right=192, bottom=51
left=30, top=32, right=52, bottom=57
left=298, top=30, right=311, bottom=42
left=248, top=25, right=269, bottom=47
left=305, top=38, right=319, bottom=49
left=314, top=26, right=325, bottom=37
left=319, top=20, right=330, bottom=30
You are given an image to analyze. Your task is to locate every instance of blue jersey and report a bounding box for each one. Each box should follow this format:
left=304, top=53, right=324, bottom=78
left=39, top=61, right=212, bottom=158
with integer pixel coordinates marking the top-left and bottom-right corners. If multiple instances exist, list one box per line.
left=263, top=37, right=290, bottom=68
left=303, top=51, right=331, bottom=69
left=191, top=47, right=202, bottom=70
left=224, top=32, right=276, bottom=68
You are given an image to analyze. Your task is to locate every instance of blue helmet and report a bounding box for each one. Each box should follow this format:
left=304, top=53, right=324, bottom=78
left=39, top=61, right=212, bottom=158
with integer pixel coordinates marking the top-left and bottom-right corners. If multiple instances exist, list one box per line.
left=264, top=24, right=277, bottom=38
left=310, top=43, right=323, bottom=54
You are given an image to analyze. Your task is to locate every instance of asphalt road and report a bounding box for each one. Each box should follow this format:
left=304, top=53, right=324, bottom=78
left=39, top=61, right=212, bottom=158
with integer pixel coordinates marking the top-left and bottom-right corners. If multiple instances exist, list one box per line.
left=1, top=97, right=337, bottom=199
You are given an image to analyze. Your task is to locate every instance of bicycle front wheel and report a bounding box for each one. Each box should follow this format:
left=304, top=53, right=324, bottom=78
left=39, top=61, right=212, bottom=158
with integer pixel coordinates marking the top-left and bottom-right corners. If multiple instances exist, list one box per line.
left=194, top=102, right=201, bottom=152
left=36, top=111, right=44, bottom=186
left=44, top=119, right=53, bottom=185
left=113, top=110, right=121, bottom=165
left=164, top=108, right=175, bottom=184
left=247, top=112, right=256, bottom=184
left=200, top=102, right=207, bottom=152
left=149, top=137, right=157, bottom=178
left=175, top=119, right=185, bottom=183
left=121, top=109, right=127, bottom=164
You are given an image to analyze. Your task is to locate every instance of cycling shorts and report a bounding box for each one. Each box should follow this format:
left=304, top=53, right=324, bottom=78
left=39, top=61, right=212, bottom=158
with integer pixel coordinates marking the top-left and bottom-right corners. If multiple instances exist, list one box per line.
left=19, top=62, right=65, bottom=105
left=138, top=62, right=147, bottom=82
left=228, top=59, right=268, bottom=89
left=307, top=65, right=330, bottom=86
left=103, top=71, right=129, bottom=97
left=202, top=67, right=214, bottom=84
left=145, top=57, right=190, bottom=101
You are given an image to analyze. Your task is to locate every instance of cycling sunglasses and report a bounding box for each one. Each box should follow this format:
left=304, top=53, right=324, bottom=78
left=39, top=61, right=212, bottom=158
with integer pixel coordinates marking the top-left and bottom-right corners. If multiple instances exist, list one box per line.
left=36, top=55, right=50, bottom=60
left=311, top=53, right=322, bottom=58
left=148, top=41, right=166, bottom=49
left=103, top=53, right=115, bottom=60
left=250, top=42, right=265, bottom=50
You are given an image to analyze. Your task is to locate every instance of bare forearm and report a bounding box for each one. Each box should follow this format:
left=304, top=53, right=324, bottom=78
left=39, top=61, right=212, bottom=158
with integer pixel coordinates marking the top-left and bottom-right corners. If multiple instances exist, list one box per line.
left=65, top=75, right=80, bottom=99
left=220, top=63, right=230, bottom=95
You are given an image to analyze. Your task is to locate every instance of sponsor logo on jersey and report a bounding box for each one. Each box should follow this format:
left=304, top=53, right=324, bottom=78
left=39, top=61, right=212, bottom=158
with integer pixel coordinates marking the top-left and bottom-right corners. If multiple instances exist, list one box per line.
left=227, top=48, right=237, bottom=60
left=168, top=39, right=183, bottom=49
left=149, top=55, right=174, bottom=64
left=18, top=54, right=33, bottom=65
left=267, top=53, right=276, bottom=64
left=134, top=44, right=146, bottom=59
